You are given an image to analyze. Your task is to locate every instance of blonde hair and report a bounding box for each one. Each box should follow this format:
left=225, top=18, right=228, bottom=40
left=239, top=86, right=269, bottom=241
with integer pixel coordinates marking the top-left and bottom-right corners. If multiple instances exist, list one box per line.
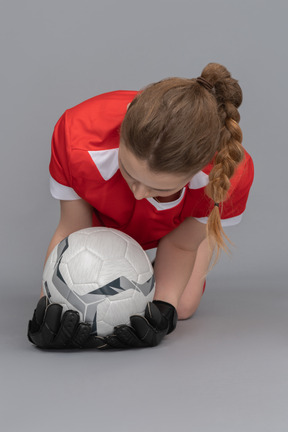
left=120, top=63, right=244, bottom=257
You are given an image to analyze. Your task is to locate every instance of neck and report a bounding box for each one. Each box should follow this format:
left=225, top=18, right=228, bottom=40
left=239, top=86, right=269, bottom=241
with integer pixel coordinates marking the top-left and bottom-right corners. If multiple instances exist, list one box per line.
left=154, top=190, right=182, bottom=203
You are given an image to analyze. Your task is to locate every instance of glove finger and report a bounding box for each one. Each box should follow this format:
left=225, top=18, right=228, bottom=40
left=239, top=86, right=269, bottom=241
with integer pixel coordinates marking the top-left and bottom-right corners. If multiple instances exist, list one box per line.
left=130, top=315, right=154, bottom=340
left=105, top=334, right=131, bottom=349
left=130, top=315, right=166, bottom=347
left=144, top=302, right=164, bottom=328
left=84, top=335, right=112, bottom=350
left=113, top=325, right=147, bottom=348
left=36, top=304, right=63, bottom=346
left=35, top=296, right=49, bottom=325
left=53, top=310, right=80, bottom=347
left=71, top=323, right=91, bottom=348
left=29, top=297, right=49, bottom=336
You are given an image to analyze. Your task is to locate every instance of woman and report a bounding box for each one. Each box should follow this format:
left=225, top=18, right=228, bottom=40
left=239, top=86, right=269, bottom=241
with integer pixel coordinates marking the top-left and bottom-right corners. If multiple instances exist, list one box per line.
left=28, top=63, right=254, bottom=349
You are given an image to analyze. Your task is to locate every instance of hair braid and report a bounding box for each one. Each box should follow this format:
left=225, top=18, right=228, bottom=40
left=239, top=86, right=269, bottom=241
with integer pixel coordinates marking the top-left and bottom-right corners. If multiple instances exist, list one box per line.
left=202, top=64, right=245, bottom=257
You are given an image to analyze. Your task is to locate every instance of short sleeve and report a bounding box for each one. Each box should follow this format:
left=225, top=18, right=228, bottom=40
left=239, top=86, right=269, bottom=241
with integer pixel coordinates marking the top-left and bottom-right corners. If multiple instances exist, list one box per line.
left=220, top=150, right=254, bottom=221
left=49, top=112, right=81, bottom=200
left=49, top=176, right=81, bottom=200
left=192, top=149, right=254, bottom=227
left=49, top=111, right=72, bottom=188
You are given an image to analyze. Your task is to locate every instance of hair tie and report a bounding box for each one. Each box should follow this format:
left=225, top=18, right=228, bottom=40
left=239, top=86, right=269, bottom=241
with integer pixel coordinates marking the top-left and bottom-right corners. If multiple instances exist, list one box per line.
left=214, top=202, right=219, bottom=207
left=196, top=76, right=213, bottom=91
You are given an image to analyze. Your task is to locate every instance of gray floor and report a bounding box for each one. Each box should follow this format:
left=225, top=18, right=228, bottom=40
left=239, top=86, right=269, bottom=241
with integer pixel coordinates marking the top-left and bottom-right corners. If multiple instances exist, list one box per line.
left=1, top=275, right=287, bottom=432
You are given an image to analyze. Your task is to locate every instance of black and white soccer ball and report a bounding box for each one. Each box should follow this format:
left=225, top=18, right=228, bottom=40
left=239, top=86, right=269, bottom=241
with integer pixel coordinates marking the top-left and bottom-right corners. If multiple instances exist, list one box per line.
left=42, top=227, right=155, bottom=336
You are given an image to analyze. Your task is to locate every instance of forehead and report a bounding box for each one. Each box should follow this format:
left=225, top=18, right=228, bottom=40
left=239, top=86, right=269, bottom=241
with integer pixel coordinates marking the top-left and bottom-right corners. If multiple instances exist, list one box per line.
left=118, top=143, right=192, bottom=190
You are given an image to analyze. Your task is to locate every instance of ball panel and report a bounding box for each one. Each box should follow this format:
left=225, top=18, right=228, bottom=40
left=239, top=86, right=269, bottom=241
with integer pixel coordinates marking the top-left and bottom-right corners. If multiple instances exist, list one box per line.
left=66, top=250, right=103, bottom=285
left=96, top=291, right=139, bottom=336
left=125, top=241, right=151, bottom=270
left=125, top=242, right=153, bottom=283
left=60, top=234, right=88, bottom=263
left=99, top=259, right=139, bottom=285
left=85, top=229, right=128, bottom=260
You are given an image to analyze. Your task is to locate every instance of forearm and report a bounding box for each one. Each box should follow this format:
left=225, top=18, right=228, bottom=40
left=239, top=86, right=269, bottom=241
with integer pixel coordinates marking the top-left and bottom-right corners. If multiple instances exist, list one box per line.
left=153, top=235, right=198, bottom=309
left=177, top=236, right=215, bottom=319
left=153, top=218, right=214, bottom=311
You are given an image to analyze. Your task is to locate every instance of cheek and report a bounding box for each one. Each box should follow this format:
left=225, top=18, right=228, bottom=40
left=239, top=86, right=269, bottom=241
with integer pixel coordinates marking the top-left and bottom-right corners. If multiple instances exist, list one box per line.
left=120, top=169, right=133, bottom=189
left=119, top=167, right=127, bottom=181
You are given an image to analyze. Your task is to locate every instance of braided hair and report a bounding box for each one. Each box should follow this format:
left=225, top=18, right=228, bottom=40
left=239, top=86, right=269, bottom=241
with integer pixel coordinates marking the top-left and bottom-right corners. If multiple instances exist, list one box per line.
left=198, top=63, right=244, bottom=256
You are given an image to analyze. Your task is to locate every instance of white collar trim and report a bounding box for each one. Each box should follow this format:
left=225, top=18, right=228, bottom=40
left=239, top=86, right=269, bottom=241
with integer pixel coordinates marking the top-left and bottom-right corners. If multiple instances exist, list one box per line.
left=146, top=187, right=186, bottom=211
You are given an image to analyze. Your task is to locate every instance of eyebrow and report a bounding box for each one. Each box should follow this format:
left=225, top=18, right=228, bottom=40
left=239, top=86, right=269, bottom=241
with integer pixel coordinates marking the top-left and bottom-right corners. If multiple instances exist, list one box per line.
left=119, top=158, right=176, bottom=192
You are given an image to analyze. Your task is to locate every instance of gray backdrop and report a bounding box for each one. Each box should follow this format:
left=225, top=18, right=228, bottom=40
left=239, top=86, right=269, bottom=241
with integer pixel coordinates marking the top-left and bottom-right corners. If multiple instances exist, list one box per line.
left=1, top=1, right=287, bottom=431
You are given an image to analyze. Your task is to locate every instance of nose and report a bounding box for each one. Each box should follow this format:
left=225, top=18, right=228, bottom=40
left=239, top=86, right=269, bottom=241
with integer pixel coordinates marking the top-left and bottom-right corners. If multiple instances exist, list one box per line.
left=131, top=183, right=150, bottom=200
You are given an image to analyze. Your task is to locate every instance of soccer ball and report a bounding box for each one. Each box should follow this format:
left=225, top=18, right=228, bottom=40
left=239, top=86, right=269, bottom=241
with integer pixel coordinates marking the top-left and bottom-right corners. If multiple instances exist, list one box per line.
left=42, top=227, right=155, bottom=336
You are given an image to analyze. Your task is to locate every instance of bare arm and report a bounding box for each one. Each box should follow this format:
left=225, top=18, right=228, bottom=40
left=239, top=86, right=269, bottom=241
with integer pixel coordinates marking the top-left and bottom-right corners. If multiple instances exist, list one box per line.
left=153, top=218, right=210, bottom=309
left=41, top=199, right=93, bottom=296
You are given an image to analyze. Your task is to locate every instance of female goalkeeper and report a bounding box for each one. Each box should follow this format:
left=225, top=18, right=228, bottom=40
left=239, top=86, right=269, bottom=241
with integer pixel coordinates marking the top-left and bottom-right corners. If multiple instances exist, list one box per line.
left=28, top=63, right=254, bottom=349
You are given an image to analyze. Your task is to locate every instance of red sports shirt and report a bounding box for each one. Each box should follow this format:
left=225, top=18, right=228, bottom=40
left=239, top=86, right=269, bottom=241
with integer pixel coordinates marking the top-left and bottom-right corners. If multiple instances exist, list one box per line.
left=49, top=91, right=254, bottom=250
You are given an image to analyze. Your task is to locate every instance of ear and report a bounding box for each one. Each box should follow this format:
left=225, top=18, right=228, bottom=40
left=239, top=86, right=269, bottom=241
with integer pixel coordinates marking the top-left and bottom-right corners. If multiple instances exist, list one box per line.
left=127, top=103, right=131, bottom=110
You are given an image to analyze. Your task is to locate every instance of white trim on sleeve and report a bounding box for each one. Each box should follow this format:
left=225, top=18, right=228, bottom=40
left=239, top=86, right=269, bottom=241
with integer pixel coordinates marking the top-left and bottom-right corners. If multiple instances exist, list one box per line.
left=194, top=214, right=243, bottom=227
left=49, top=176, right=81, bottom=200
left=188, top=171, right=209, bottom=189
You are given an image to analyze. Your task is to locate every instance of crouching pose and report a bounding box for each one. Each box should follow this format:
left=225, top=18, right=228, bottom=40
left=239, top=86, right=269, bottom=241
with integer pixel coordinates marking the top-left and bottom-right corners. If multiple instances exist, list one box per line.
left=28, top=63, right=254, bottom=349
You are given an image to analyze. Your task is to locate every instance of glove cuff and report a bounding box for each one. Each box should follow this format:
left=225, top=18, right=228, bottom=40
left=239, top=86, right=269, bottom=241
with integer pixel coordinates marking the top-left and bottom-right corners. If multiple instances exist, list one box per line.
left=152, top=300, right=178, bottom=334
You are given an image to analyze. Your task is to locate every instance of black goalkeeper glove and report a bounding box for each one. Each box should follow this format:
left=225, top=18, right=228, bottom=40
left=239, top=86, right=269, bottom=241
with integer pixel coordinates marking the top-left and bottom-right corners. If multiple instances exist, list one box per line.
left=28, top=296, right=103, bottom=349
left=28, top=297, right=177, bottom=350
left=86, top=300, right=178, bottom=349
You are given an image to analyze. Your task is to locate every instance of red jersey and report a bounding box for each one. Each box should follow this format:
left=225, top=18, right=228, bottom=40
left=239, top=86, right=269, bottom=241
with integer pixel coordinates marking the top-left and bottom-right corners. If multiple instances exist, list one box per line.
left=49, top=91, right=254, bottom=250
